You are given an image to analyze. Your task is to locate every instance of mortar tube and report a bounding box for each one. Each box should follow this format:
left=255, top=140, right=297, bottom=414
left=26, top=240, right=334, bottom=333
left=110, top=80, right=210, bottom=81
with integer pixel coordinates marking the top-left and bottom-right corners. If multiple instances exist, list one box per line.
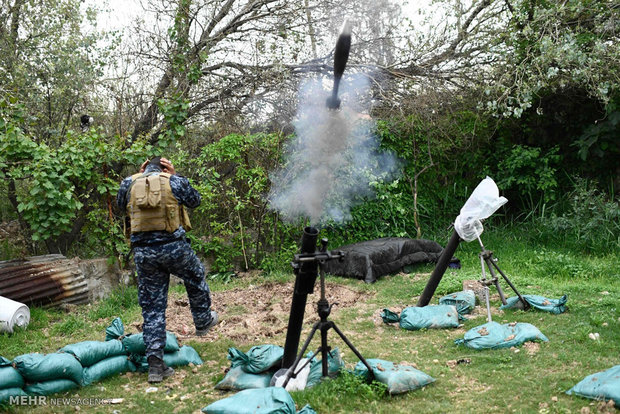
left=417, top=229, right=461, bottom=307
left=281, top=226, right=319, bottom=368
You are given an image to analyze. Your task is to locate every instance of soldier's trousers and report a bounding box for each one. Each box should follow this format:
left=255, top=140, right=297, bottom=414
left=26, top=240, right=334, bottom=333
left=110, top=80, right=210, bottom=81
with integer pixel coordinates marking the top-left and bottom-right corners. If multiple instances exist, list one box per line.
left=133, top=239, right=213, bottom=359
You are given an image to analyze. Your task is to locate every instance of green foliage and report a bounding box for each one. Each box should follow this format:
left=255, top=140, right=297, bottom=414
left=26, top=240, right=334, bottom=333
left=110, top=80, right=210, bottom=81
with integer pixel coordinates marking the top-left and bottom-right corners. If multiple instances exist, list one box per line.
left=0, top=98, right=151, bottom=254
left=522, top=248, right=608, bottom=280
left=49, top=315, right=90, bottom=337
left=178, top=132, right=285, bottom=271
left=573, top=104, right=620, bottom=162
left=206, top=271, right=237, bottom=284
left=494, top=144, right=561, bottom=212
left=258, top=241, right=298, bottom=273
left=157, top=95, right=190, bottom=149
left=534, top=177, right=620, bottom=253
left=293, top=370, right=388, bottom=408
left=486, top=0, right=620, bottom=117
left=88, top=285, right=139, bottom=321
left=0, top=0, right=114, bottom=142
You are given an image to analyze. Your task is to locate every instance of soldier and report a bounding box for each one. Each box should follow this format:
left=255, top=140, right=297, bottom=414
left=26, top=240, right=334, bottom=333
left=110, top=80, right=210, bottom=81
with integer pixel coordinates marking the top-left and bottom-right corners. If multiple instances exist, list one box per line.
left=117, top=156, right=218, bottom=383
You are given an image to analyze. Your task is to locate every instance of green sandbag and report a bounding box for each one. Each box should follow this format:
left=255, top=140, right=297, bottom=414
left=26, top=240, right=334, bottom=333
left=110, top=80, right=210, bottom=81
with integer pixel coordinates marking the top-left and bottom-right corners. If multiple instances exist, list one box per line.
left=59, top=340, right=125, bottom=367
left=354, top=359, right=435, bottom=395
left=214, top=366, right=274, bottom=391
left=162, top=345, right=203, bottom=367
left=566, top=364, right=620, bottom=405
left=24, top=379, right=79, bottom=396
left=228, top=345, right=284, bottom=374
left=500, top=294, right=568, bottom=314
left=133, top=345, right=203, bottom=372
left=105, top=317, right=125, bottom=341
left=0, top=387, right=28, bottom=404
left=455, top=321, right=549, bottom=350
left=122, top=332, right=180, bottom=354
left=306, top=348, right=344, bottom=388
left=202, top=387, right=296, bottom=414
left=381, top=305, right=460, bottom=330
left=0, top=357, right=24, bottom=389
left=439, top=290, right=476, bottom=319
left=13, top=353, right=83, bottom=384
left=82, top=355, right=136, bottom=386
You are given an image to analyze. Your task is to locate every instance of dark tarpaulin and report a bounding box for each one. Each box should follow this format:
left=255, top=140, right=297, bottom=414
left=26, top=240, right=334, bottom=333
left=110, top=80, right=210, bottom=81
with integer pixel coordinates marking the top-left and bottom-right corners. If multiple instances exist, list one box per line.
left=322, top=238, right=444, bottom=283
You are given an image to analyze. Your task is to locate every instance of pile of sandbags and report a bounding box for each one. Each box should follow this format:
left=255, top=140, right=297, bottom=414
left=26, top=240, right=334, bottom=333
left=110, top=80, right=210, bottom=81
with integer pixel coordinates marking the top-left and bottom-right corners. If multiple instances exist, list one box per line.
left=0, top=317, right=203, bottom=403
left=215, top=345, right=284, bottom=391
left=0, top=356, right=27, bottom=403
left=104, top=317, right=203, bottom=371
left=58, top=339, right=136, bottom=387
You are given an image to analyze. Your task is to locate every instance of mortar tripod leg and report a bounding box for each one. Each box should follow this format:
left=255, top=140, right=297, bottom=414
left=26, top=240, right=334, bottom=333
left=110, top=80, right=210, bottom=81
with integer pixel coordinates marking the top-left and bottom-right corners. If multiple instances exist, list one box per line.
left=330, top=322, right=374, bottom=380
left=486, top=257, right=507, bottom=305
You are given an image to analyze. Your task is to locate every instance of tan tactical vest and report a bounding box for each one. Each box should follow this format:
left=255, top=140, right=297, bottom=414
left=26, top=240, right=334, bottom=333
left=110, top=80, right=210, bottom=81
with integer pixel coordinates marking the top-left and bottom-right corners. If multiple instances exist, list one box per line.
left=126, top=172, right=192, bottom=234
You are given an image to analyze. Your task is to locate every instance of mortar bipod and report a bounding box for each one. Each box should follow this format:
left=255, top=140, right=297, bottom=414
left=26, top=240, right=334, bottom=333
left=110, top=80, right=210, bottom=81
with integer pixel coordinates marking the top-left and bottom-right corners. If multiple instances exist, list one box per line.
left=477, top=237, right=529, bottom=322
left=281, top=238, right=374, bottom=388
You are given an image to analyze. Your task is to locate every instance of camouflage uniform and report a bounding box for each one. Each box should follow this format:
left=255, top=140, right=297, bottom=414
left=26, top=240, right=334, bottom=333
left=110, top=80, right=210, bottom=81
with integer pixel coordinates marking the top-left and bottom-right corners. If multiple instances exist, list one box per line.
left=117, top=165, right=214, bottom=360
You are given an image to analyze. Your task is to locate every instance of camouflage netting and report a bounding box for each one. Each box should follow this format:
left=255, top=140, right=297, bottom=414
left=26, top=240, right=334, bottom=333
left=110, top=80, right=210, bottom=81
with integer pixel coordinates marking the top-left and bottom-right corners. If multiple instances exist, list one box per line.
left=322, top=238, right=443, bottom=283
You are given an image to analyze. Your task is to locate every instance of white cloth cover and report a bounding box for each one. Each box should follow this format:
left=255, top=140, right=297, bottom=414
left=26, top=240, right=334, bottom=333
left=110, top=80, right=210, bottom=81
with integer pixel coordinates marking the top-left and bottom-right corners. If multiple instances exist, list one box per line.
left=454, top=177, right=508, bottom=241
left=273, top=358, right=311, bottom=391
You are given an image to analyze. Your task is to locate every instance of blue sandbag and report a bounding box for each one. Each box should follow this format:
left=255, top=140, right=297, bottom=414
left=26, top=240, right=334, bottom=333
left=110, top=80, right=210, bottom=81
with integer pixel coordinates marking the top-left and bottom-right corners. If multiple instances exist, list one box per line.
left=104, top=317, right=180, bottom=354
left=381, top=305, right=460, bottom=330
left=0, top=388, right=28, bottom=404
left=0, top=356, right=24, bottom=389
left=306, top=348, right=344, bottom=388
left=214, top=366, right=274, bottom=391
left=133, top=345, right=204, bottom=372
left=439, top=290, right=476, bottom=319
left=161, top=345, right=203, bottom=367
left=24, top=379, right=79, bottom=396
left=105, top=317, right=125, bottom=341
left=82, top=355, right=136, bottom=386
left=566, top=364, right=620, bottom=405
left=455, top=321, right=549, bottom=350
left=13, top=353, right=84, bottom=384
left=59, top=340, right=126, bottom=367
left=228, top=345, right=284, bottom=374
left=500, top=294, right=568, bottom=314
left=353, top=359, right=435, bottom=395
left=202, top=387, right=296, bottom=414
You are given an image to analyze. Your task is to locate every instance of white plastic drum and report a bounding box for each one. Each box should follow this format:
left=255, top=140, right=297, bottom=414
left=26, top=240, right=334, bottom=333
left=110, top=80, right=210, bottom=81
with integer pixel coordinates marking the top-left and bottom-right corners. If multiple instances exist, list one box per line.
left=0, top=295, right=30, bottom=334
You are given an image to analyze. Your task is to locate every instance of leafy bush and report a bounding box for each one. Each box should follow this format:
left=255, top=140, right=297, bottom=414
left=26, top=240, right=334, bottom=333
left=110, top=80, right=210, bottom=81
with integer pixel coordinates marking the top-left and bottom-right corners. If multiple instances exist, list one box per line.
left=176, top=132, right=286, bottom=272
left=535, top=177, right=620, bottom=253
left=494, top=144, right=561, bottom=214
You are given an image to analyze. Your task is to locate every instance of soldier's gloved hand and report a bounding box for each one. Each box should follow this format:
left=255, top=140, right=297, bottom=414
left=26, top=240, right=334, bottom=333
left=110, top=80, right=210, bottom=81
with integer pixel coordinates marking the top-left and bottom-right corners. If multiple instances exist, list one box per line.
left=160, top=158, right=176, bottom=175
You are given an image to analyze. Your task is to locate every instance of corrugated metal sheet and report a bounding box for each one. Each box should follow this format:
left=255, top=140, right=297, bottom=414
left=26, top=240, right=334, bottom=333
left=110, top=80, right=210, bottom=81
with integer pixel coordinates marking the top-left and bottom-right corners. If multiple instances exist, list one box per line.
left=0, top=255, right=89, bottom=307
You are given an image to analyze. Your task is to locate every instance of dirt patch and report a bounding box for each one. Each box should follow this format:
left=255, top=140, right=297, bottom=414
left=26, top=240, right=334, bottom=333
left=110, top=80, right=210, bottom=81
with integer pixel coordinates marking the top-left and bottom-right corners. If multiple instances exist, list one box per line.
left=147, top=281, right=366, bottom=346
left=522, top=341, right=540, bottom=355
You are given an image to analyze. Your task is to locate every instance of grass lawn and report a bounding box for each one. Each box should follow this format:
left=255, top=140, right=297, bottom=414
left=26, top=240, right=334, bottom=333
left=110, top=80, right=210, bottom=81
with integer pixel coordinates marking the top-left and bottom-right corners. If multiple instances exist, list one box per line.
left=1, top=228, right=619, bottom=413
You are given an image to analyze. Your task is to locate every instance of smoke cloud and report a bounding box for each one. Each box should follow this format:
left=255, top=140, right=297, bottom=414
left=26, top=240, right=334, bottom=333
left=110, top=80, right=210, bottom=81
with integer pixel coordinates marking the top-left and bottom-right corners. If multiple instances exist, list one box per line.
left=268, top=74, right=400, bottom=225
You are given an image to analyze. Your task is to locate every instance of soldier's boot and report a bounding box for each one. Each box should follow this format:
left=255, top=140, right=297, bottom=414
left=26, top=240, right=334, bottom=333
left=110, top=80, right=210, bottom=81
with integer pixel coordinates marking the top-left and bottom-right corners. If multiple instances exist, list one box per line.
left=195, top=311, right=219, bottom=336
left=147, top=355, right=175, bottom=383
